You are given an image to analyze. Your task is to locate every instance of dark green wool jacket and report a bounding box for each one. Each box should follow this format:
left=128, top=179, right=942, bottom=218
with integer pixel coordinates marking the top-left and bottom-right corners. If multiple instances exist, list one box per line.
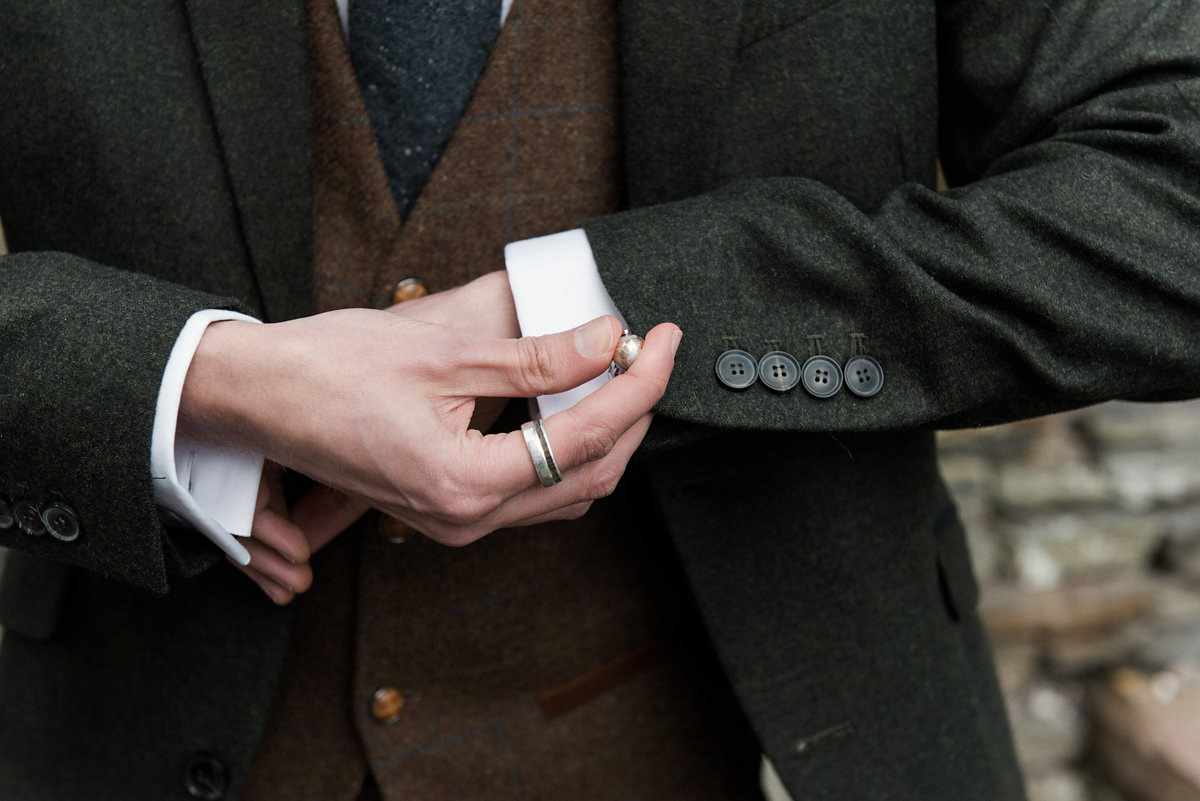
left=3, top=0, right=1200, bottom=799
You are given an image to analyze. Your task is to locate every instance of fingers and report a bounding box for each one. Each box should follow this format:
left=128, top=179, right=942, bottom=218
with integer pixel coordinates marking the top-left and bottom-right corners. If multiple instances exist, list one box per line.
left=221, top=309, right=676, bottom=562
left=455, top=316, right=625, bottom=399
left=252, top=487, right=312, bottom=566
left=401, top=411, right=655, bottom=545
left=508, top=501, right=594, bottom=527
left=539, top=323, right=678, bottom=469
left=235, top=463, right=319, bottom=604
left=473, top=322, right=677, bottom=498
left=499, top=412, right=655, bottom=525
left=236, top=487, right=364, bottom=604
left=232, top=531, right=314, bottom=605
left=394, top=322, right=676, bottom=540
left=291, top=483, right=370, bottom=553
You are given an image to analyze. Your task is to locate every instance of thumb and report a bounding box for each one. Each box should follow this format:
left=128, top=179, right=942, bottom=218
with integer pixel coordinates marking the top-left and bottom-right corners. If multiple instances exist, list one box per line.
left=463, top=315, right=623, bottom=399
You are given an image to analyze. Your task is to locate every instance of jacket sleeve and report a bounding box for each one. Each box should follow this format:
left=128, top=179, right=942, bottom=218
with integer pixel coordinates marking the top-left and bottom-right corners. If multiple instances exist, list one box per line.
left=584, top=0, right=1200, bottom=437
left=0, top=251, right=247, bottom=595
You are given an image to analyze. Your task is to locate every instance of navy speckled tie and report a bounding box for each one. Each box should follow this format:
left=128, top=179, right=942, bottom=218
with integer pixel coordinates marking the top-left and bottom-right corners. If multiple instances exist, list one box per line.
left=348, top=0, right=501, bottom=219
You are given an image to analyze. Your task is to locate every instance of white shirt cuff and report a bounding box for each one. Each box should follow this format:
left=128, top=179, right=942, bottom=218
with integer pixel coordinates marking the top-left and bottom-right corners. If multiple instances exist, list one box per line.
left=151, top=309, right=265, bottom=565
left=504, top=228, right=628, bottom=418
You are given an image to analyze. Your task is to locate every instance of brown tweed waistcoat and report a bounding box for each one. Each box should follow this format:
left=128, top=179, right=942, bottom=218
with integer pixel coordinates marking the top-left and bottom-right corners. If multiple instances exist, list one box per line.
left=241, top=2, right=760, bottom=799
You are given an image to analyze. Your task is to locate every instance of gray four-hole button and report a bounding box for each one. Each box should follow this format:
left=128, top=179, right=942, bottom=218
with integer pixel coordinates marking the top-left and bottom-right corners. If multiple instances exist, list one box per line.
left=844, top=356, right=884, bottom=398
left=41, top=502, right=82, bottom=542
left=715, top=349, right=758, bottom=389
left=12, top=501, right=45, bottom=536
left=801, top=356, right=843, bottom=398
left=757, top=351, right=802, bottom=392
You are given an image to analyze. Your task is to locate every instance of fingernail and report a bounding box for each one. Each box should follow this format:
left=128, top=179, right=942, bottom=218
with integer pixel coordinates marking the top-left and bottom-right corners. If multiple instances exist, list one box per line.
left=575, top=317, right=616, bottom=359
left=671, top=328, right=683, bottom=356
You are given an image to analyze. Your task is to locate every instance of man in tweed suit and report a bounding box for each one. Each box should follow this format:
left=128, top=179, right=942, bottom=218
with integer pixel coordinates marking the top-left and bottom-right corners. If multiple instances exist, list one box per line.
left=3, top=0, right=1200, bottom=799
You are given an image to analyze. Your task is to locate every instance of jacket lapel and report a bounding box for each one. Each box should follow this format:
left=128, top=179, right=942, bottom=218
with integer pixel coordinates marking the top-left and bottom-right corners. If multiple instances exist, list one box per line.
left=181, top=0, right=315, bottom=322
left=619, top=0, right=744, bottom=207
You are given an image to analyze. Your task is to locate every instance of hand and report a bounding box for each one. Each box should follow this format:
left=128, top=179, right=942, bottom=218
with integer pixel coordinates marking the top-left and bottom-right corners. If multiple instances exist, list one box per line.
left=386, top=271, right=519, bottom=431
left=230, top=271, right=568, bottom=602
left=386, top=271, right=519, bottom=341
left=233, top=462, right=367, bottom=604
left=230, top=462, right=311, bottom=604
left=179, top=307, right=679, bottom=548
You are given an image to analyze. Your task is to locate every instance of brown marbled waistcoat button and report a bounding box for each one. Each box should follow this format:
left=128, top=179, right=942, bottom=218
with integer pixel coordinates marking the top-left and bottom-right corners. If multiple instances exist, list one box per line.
left=378, top=516, right=410, bottom=544
left=390, top=278, right=428, bottom=305
left=370, top=687, right=405, bottom=724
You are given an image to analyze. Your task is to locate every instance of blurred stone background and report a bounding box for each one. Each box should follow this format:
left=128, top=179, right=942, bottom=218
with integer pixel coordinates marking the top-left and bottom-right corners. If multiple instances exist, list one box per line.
left=941, top=400, right=1200, bottom=801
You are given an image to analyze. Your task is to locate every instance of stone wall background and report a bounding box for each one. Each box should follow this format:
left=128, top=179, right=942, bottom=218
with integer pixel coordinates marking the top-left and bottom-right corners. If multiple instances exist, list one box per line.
left=940, top=400, right=1200, bottom=801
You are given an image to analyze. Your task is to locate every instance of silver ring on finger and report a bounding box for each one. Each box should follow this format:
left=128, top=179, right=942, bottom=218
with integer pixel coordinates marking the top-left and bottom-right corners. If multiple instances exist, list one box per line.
left=521, top=419, right=563, bottom=487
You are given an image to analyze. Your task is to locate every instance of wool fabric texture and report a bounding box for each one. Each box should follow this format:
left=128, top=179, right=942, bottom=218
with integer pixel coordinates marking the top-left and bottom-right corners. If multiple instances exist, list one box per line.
left=349, top=0, right=500, bottom=219
left=243, top=1, right=761, bottom=798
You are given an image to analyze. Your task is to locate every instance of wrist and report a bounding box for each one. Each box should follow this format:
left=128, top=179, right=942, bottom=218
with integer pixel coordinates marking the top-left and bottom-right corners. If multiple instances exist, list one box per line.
left=177, top=319, right=267, bottom=447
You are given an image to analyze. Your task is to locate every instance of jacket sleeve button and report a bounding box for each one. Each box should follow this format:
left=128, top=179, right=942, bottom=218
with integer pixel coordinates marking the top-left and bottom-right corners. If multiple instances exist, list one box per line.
left=41, top=502, right=82, bottom=542
left=12, top=501, right=46, bottom=536
left=183, top=753, right=229, bottom=800
left=844, top=355, right=884, bottom=398
left=756, top=351, right=802, bottom=391
left=715, top=349, right=758, bottom=389
left=800, top=355, right=843, bottom=398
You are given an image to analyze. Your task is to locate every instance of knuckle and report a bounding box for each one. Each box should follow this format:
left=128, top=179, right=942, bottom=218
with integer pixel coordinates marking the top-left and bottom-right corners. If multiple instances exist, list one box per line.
left=579, top=419, right=622, bottom=463
left=453, top=525, right=492, bottom=547
left=563, top=501, right=592, bottom=520
left=423, top=521, right=487, bottom=547
left=288, top=537, right=312, bottom=565
left=429, top=478, right=496, bottom=528
left=415, top=332, right=469, bottom=378
left=270, top=587, right=296, bottom=606
left=515, top=338, right=556, bottom=394
left=586, top=464, right=625, bottom=500
left=439, top=496, right=490, bottom=528
left=290, top=567, right=314, bottom=594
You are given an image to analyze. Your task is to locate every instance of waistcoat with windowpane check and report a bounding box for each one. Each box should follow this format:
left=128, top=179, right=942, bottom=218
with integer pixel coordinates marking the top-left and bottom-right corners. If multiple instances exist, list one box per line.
left=239, top=1, right=760, bottom=799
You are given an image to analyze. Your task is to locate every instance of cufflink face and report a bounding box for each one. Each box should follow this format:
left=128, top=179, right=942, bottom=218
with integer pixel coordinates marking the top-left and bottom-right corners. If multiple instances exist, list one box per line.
left=800, top=355, right=843, bottom=398
left=844, top=355, right=884, bottom=398
left=715, top=349, right=758, bottom=389
left=612, top=332, right=644, bottom=372
left=757, top=351, right=802, bottom=392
